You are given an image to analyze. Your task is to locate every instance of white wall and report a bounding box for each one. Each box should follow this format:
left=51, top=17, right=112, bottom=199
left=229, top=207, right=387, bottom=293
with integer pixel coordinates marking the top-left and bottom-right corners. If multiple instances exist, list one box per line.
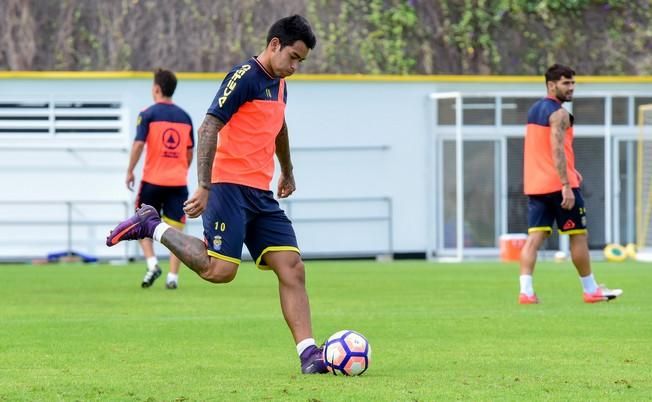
left=1, top=75, right=651, bottom=260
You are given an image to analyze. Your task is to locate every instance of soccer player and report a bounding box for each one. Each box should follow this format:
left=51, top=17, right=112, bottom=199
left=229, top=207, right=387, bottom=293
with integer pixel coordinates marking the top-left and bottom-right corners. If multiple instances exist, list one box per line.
left=519, top=64, right=622, bottom=304
left=125, top=68, right=194, bottom=289
left=107, top=15, right=327, bottom=374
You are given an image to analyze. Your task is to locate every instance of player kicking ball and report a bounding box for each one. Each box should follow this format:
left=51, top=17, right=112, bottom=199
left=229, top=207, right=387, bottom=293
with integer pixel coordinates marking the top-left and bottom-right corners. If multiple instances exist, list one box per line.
left=107, top=15, right=327, bottom=374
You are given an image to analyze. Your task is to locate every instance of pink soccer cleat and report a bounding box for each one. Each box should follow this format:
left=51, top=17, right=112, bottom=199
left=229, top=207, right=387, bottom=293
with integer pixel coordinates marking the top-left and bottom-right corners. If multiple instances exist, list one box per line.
left=583, top=285, right=623, bottom=303
left=519, top=293, right=540, bottom=304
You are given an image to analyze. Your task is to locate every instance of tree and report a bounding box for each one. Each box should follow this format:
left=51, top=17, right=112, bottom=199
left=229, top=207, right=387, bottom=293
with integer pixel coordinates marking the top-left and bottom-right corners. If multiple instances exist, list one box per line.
left=1, top=0, right=651, bottom=75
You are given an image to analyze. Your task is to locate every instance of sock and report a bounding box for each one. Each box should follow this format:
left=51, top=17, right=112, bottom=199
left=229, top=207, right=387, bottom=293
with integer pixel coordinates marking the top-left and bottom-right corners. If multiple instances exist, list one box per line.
left=580, top=273, right=598, bottom=293
left=153, top=222, right=172, bottom=242
left=296, top=338, right=316, bottom=357
left=146, top=256, right=158, bottom=271
left=167, top=272, right=178, bottom=284
left=519, top=275, right=534, bottom=296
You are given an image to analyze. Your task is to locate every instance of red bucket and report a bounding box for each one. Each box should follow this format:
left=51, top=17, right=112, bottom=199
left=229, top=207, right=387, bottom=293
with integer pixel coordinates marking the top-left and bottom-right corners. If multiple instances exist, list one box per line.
left=499, top=234, right=527, bottom=262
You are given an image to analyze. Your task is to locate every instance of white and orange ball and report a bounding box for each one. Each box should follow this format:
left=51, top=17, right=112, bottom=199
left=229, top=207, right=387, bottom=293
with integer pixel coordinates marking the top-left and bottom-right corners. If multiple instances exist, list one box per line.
left=553, top=250, right=567, bottom=262
left=323, top=330, right=371, bottom=376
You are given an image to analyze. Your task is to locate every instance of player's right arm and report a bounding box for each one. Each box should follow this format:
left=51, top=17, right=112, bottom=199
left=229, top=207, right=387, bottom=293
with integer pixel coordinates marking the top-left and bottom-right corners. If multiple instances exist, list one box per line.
left=549, top=108, right=575, bottom=210
left=184, top=63, right=253, bottom=218
left=126, top=111, right=150, bottom=191
left=126, top=141, right=145, bottom=191
left=183, top=115, right=224, bottom=218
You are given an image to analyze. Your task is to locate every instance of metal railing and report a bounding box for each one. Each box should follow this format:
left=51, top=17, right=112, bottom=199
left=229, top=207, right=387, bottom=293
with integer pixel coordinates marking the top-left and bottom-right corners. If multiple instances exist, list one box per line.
left=0, top=197, right=394, bottom=261
left=280, top=196, right=394, bottom=258
left=0, top=200, right=131, bottom=261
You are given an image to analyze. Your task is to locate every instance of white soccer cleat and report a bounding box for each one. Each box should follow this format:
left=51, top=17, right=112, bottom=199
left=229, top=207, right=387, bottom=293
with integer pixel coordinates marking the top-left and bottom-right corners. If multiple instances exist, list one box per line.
left=583, top=285, right=623, bottom=303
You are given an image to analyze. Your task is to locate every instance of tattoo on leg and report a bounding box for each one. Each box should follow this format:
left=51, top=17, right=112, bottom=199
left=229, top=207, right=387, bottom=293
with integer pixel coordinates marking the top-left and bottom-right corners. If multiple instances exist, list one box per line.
left=160, top=230, right=209, bottom=273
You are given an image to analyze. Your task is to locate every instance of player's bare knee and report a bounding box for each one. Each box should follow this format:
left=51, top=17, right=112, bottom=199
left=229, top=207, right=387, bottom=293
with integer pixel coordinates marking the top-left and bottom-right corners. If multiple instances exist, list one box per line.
left=570, top=246, right=588, bottom=262
left=280, top=258, right=306, bottom=286
left=201, top=259, right=238, bottom=283
left=521, top=239, right=536, bottom=255
left=526, top=233, right=546, bottom=250
left=293, top=259, right=306, bottom=280
left=203, top=267, right=237, bottom=283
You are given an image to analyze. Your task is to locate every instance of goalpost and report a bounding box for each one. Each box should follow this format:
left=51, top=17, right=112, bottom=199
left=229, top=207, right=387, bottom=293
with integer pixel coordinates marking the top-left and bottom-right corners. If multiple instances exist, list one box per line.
left=636, top=104, right=652, bottom=260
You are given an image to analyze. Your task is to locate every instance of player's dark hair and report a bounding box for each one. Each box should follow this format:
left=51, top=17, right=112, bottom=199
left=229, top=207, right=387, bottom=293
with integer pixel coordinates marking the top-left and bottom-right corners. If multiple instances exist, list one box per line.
left=545, top=64, right=575, bottom=83
left=266, top=15, right=317, bottom=50
left=154, top=68, right=177, bottom=97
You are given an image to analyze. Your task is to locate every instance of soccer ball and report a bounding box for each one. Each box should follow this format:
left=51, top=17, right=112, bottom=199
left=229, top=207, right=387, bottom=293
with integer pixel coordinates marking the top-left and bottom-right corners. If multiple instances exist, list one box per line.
left=553, top=250, right=567, bottom=262
left=323, top=330, right=371, bottom=376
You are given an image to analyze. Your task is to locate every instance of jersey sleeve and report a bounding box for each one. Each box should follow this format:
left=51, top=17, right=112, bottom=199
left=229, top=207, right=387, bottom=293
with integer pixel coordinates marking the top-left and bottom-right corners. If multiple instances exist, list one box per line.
left=134, top=110, right=150, bottom=141
left=206, top=64, right=254, bottom=124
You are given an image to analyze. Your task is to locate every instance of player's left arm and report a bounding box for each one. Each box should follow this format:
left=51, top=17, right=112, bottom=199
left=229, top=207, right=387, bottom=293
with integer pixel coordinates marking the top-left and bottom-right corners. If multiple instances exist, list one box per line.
left=550, top=108, right=575, bottom=210
left=275, top=119, right=295, bottom=199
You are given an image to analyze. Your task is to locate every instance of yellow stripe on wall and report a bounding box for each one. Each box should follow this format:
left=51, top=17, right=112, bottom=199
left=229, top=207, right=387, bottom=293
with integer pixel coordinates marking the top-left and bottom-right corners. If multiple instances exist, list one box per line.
left=2, top=71, right=652, bottom=83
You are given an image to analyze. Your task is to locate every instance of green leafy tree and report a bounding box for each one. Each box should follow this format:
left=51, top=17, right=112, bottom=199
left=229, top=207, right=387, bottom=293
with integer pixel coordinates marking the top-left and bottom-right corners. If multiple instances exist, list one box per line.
left=1, top=0, right=652, bottom=74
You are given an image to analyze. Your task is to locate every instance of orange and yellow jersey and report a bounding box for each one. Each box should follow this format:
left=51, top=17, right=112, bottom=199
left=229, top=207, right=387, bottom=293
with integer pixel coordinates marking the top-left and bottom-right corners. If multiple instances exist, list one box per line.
left=206, top=57, right=287, bottom=190
left=136, top=102, right=194, bottom=186
left=523, top=97, right=580, bottom=195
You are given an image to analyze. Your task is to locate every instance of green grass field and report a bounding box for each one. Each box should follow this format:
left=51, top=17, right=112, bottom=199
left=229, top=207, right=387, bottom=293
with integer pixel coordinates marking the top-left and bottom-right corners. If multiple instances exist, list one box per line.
left=1, top=260, right=650, bottom=401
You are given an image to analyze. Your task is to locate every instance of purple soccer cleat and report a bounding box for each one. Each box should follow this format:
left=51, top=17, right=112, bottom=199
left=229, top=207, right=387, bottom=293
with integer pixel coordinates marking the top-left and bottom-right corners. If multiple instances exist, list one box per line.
left=106, top=204, right=160, bottom=247
left=300, top=345, right=328, bottom=374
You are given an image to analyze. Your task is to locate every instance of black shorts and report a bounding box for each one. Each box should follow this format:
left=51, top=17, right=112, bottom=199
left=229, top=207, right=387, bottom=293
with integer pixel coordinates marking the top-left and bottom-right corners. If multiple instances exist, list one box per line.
left=527, top=188, right=587, bottom=235
left=202, top=183, right=299, bottom=269
left=136, top=181, right=188, bottom=228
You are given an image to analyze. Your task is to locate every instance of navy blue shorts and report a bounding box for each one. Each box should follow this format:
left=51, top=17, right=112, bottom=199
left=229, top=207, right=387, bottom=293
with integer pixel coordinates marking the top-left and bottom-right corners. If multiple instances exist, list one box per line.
left=527, top=188, right=587, bottom=235
left=136, top=181, right=188, bottom=228
left=202, top=183, right=299, bottom=269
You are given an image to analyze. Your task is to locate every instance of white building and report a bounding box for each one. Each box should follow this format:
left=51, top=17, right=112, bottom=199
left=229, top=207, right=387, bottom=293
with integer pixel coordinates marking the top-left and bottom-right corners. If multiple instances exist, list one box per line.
left=1, top=72, right=651, bottom=261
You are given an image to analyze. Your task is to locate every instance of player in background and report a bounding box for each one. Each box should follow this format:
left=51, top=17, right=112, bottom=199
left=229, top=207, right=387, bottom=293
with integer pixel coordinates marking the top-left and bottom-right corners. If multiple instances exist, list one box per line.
left=519, top=64, right=622, bottom=304
left=108, top=15, right=327, bottom=374
left=125, top=68, right=194, bottom=289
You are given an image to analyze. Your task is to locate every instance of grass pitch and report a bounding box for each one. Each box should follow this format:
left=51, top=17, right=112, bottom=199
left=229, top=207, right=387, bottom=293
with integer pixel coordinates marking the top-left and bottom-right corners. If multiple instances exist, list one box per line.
left=1, top=260, right=650, bottom=401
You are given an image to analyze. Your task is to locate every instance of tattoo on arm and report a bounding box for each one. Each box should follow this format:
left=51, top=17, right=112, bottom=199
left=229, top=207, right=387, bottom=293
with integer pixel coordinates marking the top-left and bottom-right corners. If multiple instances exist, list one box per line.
left=197, top=115, right=224, bottom=189
left=550, top=110, right=570, bottom=184
left=275, top=120, right=293, bottom=174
